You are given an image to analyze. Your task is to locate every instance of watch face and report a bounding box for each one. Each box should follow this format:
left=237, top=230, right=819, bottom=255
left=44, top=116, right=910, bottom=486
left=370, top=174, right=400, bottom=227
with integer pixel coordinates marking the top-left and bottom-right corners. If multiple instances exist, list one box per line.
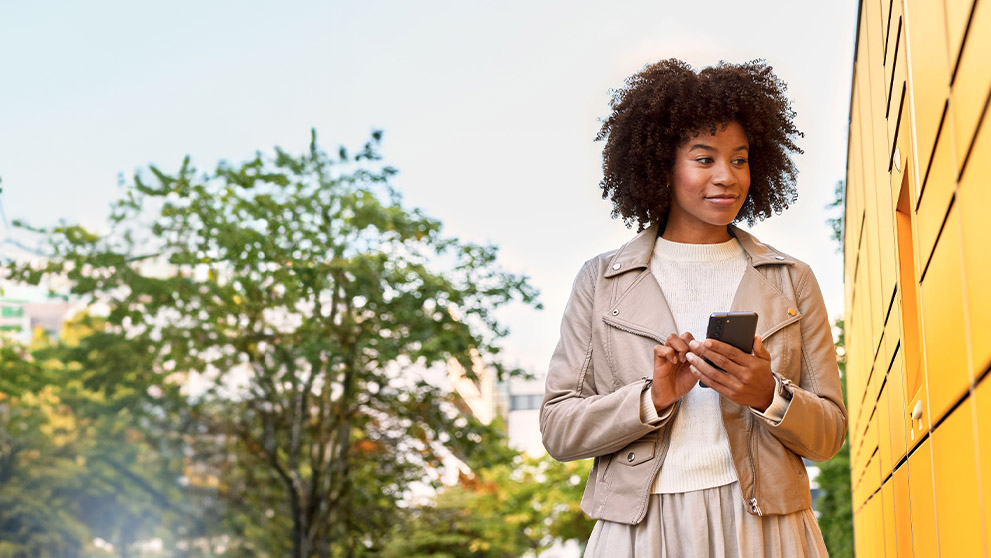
left=780, top=384, right=793, bottom=400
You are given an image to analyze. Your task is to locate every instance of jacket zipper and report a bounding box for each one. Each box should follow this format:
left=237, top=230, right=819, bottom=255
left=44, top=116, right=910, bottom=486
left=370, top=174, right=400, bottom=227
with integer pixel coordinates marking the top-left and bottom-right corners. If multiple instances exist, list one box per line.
left=747, top=413, right=762, bottom=516
left=602, top=318, right=666, bottom=345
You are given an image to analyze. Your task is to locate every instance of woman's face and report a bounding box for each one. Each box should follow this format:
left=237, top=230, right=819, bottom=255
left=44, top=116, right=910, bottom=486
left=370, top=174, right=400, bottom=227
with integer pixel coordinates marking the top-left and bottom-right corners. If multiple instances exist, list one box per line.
left=663, top=120, right=751, bottom=242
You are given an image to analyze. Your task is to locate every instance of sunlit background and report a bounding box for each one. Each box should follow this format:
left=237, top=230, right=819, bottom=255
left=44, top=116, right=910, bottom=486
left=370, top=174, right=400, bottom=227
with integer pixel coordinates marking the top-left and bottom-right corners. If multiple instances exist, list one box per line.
left=0, top=2, right=858, bottom=556
left=1, top=0, right=856, bottom=374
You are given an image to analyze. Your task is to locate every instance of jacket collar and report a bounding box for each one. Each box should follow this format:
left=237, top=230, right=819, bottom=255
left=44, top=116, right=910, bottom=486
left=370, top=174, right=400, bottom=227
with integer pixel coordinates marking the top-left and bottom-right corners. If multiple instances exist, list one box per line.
left=603, top=223, right=795, bottom=278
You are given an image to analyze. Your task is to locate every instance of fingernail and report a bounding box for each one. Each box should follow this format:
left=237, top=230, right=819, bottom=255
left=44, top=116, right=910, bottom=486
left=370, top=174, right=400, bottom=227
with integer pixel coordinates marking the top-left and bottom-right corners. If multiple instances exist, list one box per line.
left=685, top=353, right=696, bottom=363
left=690, top=365, right=699, bottom=375
left=689, top=340, right=700, bottom=350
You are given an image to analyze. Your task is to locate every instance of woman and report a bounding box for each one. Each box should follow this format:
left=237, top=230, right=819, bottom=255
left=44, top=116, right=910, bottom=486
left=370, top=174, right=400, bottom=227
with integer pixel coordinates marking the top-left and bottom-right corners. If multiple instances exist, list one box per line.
left=540, top=59, right=846, bottom=557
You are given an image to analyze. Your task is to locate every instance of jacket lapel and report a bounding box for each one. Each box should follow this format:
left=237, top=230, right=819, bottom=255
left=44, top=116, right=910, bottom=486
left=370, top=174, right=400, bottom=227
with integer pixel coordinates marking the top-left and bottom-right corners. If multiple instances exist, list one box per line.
left=730, top=266, right=802, bottom=340
left=600, top=224, right=800, bottom=345
left=728, top=226, right=802, bottom=339
left=601, top=269, right=678, bottom=344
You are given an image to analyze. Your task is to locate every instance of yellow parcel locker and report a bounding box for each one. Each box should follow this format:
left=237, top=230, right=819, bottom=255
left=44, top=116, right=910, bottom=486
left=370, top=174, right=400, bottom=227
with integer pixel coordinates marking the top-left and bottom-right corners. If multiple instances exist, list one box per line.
left=974, top=374, right=991, bottom=555
left=892, top=463, right=913, bottom=558
left=951, top=0, right=991, bottom=172
left=931, top=398, right=983, bottom=558
left=919, top=204, right=969, bottom=424
left=959, top=107, right=991, bottom=378
left=905, top=0, right=951, bottom=192
left=909, top=438, right=938, bottom=557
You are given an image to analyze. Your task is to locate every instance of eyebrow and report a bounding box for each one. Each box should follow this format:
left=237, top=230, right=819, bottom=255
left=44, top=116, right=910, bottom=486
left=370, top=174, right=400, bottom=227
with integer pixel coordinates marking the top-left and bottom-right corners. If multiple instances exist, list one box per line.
left=688, top=144, right=750, bottom=152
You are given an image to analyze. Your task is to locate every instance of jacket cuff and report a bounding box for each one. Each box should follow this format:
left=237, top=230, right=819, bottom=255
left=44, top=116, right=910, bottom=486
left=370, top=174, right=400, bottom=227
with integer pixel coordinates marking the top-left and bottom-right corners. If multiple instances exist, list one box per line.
left=749, top=376, right=792, bottom=426
left=639, top=387, right=675, bottom=425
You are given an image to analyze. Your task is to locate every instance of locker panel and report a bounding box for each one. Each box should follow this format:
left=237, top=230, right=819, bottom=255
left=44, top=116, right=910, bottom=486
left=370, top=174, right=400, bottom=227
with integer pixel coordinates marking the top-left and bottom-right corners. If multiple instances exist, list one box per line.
left=889, top=92, right=909, bottom=209
left=931, top=398, right=983, bottom=558
left=888, top=349, right=909, bottom=465
left=945, top=0, right=977, bottom=70
left=880, top=0, right=891, bottom=46
left=915, top=120, right=955, bottom=271
left=951, top=0, right=991, bottom=172
left=920, top=205, right=969, bottom=423
left=882, top=478, right=897, bottom=558
left=879, top=380, right=894, bottom=477
left=885, top=15, right=902, bottom=116
left=884, top=302, right=902, bottom=376
left=892, top=462, right=913, bottom=558
left=908, top=438, right=938, bottom=558
left=855, top=498, right=870, bottom=558
left=905, top=0, right=951, bottom=193
left=874, top=490, right=887, bottom=558
left=958, top=108, right=991, bottom=378
left=974, top=374, right=991, bottom=555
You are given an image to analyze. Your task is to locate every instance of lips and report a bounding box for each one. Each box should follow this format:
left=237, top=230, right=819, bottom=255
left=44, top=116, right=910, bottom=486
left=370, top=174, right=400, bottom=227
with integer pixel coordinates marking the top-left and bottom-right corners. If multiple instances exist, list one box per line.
left=705, top=195, right=739, bottom=206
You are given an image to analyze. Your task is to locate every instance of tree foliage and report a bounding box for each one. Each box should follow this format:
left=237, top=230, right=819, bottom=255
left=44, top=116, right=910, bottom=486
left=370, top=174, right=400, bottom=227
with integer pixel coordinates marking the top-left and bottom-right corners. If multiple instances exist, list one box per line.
left=0, top=316, right=191, bottom=558
left=3, top=131, right=539, bottom=557
left=826, top=179, right=845, bottom=251
left=381, top=448, right=593, bottom=558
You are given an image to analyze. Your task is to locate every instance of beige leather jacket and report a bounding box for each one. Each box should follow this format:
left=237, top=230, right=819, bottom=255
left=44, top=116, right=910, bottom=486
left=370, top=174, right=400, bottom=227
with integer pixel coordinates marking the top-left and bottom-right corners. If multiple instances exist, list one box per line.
left=540, top=224, right=847, bottom=524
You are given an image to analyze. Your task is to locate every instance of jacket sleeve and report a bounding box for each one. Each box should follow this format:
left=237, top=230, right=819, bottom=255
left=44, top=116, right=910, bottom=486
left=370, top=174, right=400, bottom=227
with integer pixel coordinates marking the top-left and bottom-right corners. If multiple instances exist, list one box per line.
left=540, top=259, right=678, bottom=462
left=764, top=265, right=848, bottom=462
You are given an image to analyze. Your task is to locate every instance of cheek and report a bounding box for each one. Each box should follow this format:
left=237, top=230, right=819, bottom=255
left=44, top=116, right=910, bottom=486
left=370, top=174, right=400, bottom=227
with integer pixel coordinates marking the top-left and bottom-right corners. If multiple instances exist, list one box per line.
left=671, top=167, right=704, bottom=194
left=737, top=170, right=752, bottom=196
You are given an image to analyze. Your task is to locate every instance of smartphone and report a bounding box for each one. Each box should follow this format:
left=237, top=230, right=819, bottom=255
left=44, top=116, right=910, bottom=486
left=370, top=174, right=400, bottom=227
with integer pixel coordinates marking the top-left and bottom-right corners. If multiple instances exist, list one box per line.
left=698, top=311, right=758, bottom=388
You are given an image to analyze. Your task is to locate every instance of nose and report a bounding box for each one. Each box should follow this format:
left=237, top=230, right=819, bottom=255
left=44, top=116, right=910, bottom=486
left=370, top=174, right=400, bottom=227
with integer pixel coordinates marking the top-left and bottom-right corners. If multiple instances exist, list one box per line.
left=711, top=159, right=737, bottom=187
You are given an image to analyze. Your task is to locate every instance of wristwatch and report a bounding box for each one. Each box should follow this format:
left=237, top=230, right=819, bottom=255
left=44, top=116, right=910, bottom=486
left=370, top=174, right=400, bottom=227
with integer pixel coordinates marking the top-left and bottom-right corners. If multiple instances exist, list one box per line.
left=777, top=376, right=795, bottom=402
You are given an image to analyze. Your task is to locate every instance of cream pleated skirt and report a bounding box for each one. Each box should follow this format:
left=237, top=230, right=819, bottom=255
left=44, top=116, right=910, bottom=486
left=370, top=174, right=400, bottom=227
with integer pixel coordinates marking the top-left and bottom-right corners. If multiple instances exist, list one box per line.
left=583, top=481, right=828, bottom=558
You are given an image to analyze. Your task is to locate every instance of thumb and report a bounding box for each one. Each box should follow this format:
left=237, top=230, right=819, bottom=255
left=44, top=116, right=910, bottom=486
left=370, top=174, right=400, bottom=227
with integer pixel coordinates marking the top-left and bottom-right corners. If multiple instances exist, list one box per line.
left=753, top=334, right=771, bottom=359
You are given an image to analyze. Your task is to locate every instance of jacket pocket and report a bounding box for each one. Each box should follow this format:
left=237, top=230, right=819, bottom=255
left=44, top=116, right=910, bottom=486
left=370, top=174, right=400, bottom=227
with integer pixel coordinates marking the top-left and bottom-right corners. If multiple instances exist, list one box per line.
left=615, top=434, right=658, bottom=468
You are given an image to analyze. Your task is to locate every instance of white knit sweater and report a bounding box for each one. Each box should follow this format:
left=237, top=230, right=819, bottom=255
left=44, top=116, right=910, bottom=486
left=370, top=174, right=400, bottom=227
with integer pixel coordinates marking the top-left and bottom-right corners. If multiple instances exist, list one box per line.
left=647, top=236, right=747, bottom=493
left=634, top=235, right=793, bottom=492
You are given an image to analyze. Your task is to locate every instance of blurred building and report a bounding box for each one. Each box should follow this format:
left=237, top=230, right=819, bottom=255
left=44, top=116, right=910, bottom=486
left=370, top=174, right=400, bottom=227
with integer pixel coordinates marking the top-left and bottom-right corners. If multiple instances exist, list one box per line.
left=501, top=375, right=547, bottom=456
left=0, top=297, right=73, bottom=345
left=844, top=0, right=990, bottom=555
left=0, top=299, right=31, bottom=343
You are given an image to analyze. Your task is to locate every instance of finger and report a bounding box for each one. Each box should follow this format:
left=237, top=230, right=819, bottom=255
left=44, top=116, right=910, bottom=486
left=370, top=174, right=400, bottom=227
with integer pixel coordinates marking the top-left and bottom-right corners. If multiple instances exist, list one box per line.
left=753, top=334, right=771, bottom=360
left=665, top=333, right=691, bottom=362
left=702, top=338, right=751, bottom=362
left=687, top=354, right=735, bottom=391
left=654, top=344, right=679, bottom=365
left=689, top=339, right=746, bottom=375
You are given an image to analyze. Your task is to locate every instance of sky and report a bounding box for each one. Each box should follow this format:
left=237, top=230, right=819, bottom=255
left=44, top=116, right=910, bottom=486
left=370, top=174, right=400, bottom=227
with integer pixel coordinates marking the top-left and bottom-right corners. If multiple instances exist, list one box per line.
left=0, top=1, right=858, bottom=375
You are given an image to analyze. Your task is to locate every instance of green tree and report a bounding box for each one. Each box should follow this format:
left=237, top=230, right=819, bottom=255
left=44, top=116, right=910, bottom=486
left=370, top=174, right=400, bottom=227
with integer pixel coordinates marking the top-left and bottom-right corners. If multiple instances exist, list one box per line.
left=826, top=180, right=845, bottom=251
left=381, top=446, right=593, bottom=558
left=5, top=131, right=539, bottom=558
left=0, top=343, right=89, bottom=558
left=0, top=316, right=193, bottom=558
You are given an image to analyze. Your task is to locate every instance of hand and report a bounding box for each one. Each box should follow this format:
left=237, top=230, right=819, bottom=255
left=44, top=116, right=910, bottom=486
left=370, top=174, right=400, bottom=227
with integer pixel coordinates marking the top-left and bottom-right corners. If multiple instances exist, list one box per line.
left=685, top=334, right=775, bottom=411
left=651, top=332, right=699, bottom=411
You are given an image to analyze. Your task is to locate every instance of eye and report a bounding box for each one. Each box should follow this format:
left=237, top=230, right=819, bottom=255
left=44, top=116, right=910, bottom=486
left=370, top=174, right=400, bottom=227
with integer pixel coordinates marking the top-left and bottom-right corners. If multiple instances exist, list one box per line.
left=733, top=158, right=749, bottom=165
left=695, top=157, right=714, bottom=164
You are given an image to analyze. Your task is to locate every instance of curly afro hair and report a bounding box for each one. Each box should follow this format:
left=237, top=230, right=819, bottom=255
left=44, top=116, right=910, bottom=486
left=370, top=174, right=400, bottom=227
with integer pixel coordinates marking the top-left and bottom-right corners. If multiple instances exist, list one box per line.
left=596, top=59, right=803, bottom=231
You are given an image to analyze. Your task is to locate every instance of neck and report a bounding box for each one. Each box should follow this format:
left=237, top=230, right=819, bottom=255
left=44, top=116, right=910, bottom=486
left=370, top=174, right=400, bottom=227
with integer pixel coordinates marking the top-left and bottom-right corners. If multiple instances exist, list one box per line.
left=660, top=219, right=732, bottom=244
